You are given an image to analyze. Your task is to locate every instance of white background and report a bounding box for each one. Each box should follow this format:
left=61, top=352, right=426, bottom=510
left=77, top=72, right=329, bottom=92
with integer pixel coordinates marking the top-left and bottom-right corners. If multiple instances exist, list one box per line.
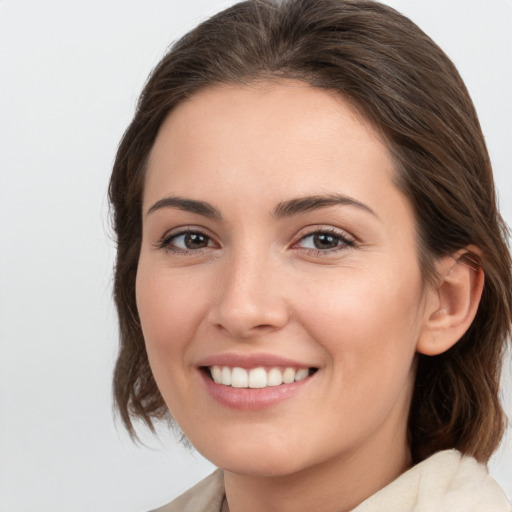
left=0, top=1, right=511, bottom=511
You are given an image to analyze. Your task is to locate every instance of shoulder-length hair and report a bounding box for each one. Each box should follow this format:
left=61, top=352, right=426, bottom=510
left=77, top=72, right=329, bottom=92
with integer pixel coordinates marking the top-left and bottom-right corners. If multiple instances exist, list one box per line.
left=109, top=0, right=511, bottom=463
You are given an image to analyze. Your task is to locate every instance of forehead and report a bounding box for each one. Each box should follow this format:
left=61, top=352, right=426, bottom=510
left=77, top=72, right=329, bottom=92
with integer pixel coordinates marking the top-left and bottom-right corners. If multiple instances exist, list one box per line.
left=152, top=80, right=386, bottom=154
left=145, top=80, right=397, bottom=206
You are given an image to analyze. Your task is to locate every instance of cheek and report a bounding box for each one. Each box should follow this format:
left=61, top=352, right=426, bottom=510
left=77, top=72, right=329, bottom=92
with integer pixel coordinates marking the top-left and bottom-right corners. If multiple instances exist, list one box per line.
left=135, top=263, right=213, bottom=417
left=296, top=270, right=424, bottom=436
left=297, top=267, right=424, bottom=375
left=135, top=263, right=207, bottom=361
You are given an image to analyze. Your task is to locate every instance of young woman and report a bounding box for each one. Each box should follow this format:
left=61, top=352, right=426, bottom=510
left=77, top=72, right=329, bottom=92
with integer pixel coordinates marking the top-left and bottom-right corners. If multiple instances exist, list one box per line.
left=109, top=0, right=512, bottom=510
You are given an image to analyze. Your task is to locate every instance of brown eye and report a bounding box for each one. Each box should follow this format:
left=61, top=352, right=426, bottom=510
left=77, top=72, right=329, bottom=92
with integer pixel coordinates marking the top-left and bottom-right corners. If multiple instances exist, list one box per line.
left=311, top=233, right=340, bottom=250
left=182, top=232, right=209, bottom=249
left=296, top=229, right=355, bottom=252
left=162, top=230, right=213, bottom=252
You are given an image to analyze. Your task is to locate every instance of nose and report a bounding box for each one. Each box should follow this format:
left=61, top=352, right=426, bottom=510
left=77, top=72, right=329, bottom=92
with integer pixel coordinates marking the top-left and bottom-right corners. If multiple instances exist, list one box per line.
left=207, top=250, right=290, bottom=339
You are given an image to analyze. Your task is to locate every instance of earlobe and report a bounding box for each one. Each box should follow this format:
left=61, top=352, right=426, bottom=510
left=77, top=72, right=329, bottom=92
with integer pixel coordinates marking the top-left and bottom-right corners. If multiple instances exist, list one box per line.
left=417, top=248, right=484, bottom=356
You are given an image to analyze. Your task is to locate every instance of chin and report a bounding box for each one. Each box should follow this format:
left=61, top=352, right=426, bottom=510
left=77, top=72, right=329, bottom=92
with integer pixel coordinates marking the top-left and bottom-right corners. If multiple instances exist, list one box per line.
left=216, top=456, right=306, bottom=478
left=193, top=436, right=309, bottom=478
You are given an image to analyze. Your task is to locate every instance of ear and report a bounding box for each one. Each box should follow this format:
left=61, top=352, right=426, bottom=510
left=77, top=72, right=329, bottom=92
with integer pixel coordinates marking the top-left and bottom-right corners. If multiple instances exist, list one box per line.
left=416, top=248, right=484, bottom=356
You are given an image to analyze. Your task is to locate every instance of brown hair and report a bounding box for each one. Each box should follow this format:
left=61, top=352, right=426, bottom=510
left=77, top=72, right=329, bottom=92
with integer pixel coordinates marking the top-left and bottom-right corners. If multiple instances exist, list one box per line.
left=109, top=0, right=512, bottom=463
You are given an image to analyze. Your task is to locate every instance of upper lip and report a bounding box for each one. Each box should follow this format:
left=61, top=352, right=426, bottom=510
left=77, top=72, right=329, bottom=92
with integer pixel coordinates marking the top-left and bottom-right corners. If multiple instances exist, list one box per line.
left=196, top=352, right=317, bottom=370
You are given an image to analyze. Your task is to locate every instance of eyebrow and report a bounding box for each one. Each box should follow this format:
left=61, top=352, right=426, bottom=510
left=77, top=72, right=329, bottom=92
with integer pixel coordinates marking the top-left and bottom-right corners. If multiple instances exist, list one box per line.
left=146, top=196, right=221, bottom=218
left=273, top=194, right=377, bottom=218
left=146, top=193, right=376, bottom=219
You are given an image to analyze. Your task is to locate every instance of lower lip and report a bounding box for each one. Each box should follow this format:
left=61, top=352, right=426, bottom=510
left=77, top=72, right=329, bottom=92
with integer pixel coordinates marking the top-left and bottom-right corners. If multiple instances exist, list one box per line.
left=200, top=370, right=313, bottom=411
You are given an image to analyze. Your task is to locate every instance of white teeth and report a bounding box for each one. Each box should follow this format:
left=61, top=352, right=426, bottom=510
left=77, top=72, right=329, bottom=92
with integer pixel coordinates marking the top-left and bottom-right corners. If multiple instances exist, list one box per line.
left=231, top=367, right=248, bottom=388
left=282, top=367, right=296, bottom=384
left=221, top=366, right=231, bottom=386
left=248, top=367, right=267, bottom=388
left=295, top=368, right=309, bottom=381
left=267, top=368, right=283, bottom=386
left=211, top=366, right=222, bottom=383
left=209, top=365, right=312, bottom=388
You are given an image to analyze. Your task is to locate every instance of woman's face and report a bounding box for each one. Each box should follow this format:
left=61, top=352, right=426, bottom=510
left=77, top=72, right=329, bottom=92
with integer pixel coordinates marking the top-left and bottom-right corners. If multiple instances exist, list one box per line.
left=136, top=81, right=434, bottom=478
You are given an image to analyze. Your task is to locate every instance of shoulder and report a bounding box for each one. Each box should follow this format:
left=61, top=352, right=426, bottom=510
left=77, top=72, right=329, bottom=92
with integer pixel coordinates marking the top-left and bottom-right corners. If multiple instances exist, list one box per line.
left=150, top=469, right=225, bottom=512
left=353, top=450, right=511, bottom=512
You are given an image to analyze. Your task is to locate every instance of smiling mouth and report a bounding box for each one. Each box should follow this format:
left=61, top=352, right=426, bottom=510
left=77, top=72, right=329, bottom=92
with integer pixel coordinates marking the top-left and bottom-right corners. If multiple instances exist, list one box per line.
left=203, top=366, right=318, bottom=389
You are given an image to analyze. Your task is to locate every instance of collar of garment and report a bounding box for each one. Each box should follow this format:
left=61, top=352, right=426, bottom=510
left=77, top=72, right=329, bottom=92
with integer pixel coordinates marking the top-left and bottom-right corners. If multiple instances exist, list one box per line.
left=152, top=449, right=511, bottom=512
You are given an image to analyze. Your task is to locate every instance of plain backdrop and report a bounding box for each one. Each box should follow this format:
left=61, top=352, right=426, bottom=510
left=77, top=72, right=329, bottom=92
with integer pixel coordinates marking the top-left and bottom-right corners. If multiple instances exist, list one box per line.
left=0, top=1, right=511, bottom=511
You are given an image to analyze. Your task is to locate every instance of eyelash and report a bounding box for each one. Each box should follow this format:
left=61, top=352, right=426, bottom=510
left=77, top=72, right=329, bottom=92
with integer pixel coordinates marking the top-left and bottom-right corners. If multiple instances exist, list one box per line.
left=293, top=227, right=356, bottom=256
left=157, top=228, right=214, bottom=254
left=156, top=227, right=356, bottom=256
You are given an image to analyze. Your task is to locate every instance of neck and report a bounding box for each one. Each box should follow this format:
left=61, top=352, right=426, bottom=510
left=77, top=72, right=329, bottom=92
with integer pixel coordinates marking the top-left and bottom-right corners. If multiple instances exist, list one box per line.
left=223, top=431, right=412, bottom=512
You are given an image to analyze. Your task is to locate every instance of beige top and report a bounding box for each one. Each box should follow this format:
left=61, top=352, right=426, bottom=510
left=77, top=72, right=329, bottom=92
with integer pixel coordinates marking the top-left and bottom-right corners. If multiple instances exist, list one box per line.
left=152, top=449, right=511, bottom=512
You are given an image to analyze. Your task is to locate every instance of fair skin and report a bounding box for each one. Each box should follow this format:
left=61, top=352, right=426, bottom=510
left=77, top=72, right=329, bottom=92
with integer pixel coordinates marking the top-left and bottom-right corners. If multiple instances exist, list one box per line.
left=136, top=81, right=483, bottom=512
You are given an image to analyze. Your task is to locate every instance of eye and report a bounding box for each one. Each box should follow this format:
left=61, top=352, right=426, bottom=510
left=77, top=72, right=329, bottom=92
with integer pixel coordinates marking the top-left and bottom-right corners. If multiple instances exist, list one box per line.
left=159, top=229, right=215, bottom=253
left=294, top=229, right=355, bottom=253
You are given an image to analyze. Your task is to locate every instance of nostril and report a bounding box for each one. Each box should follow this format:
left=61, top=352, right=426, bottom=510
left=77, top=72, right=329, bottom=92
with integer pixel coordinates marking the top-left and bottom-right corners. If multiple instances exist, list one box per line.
left=253, top=323, right=275, bottom=330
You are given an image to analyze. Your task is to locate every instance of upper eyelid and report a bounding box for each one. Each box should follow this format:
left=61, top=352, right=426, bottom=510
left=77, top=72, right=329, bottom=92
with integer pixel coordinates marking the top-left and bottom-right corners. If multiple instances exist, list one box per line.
left=161, top=225, right=213, bottom=239
left=154, top=224, right=356, bottom=250
left=293, top=225, right=356, bottom=242
left=156, top=226, right=217, bottom=250
left=291, top=226, right=358, bottom=254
